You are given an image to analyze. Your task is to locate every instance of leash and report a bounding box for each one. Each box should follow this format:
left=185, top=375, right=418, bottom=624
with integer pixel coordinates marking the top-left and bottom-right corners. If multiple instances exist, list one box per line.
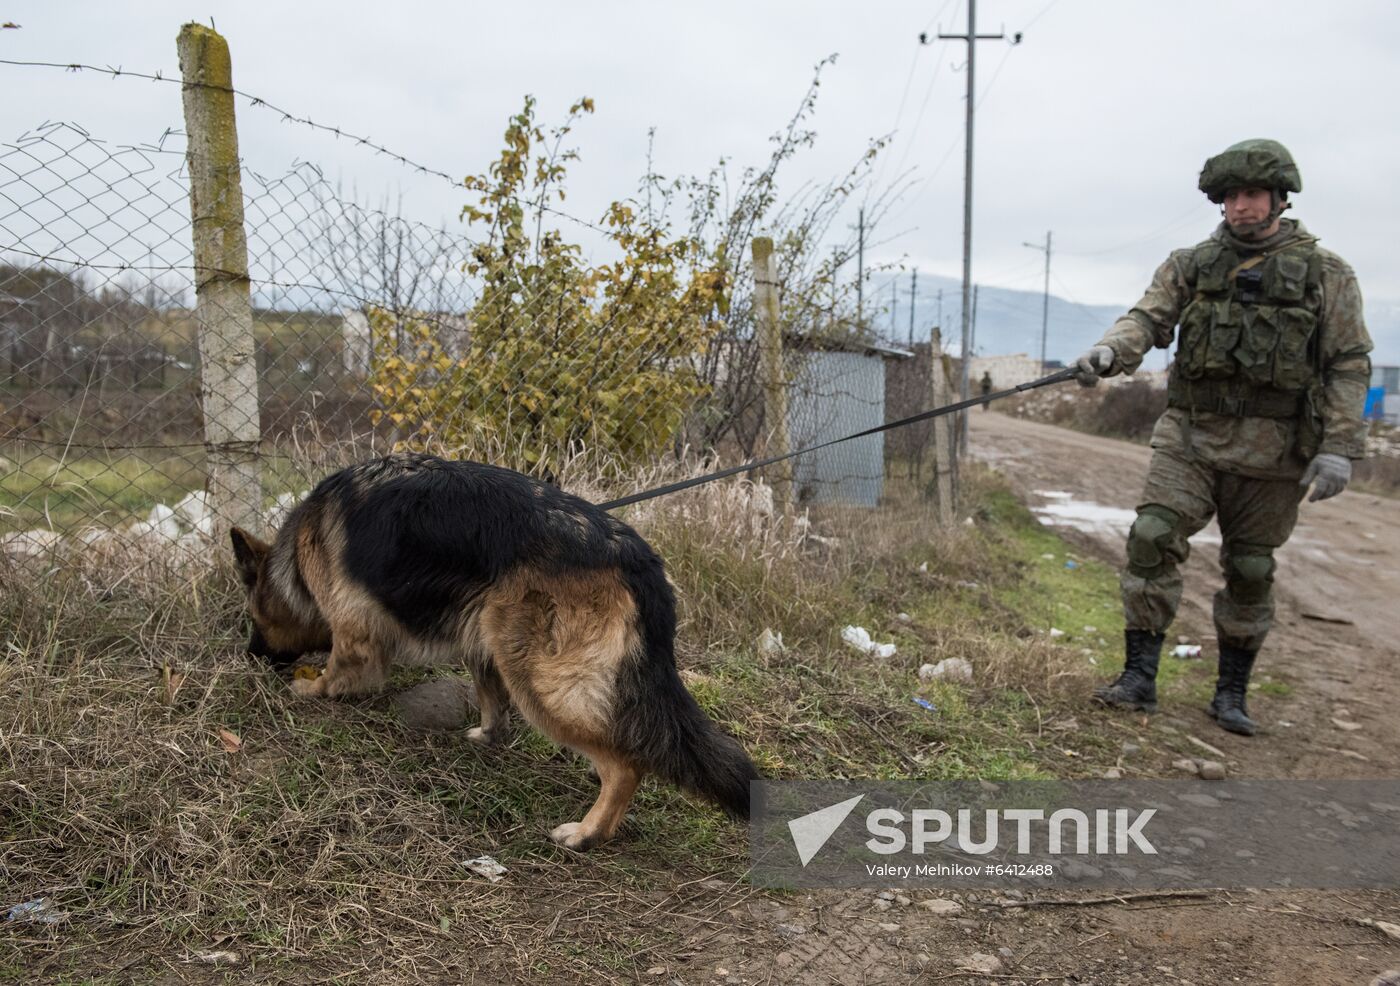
left=597, top=366, right=1079, bottom=511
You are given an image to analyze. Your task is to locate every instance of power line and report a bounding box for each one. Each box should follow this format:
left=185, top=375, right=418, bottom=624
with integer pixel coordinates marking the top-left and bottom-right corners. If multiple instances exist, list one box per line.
left=899, top=6, right=1020, bottom=217
left=920, top=0, right=963, bottom=37
left=883, top=0, right=960, bottom=191
left=974, top=42, right=1016, bottom=110
left=973, top=254, right=1043, bottom=284
left=1021, top=0, right=1064, bottom=31
left=927, top=0, right=1020, bottom=456
left=1050, top=270, right=1117, bottom=326
left=1057, top=205, right=1203, bottom=257
left=1023, top=230, right=1051, bottom=371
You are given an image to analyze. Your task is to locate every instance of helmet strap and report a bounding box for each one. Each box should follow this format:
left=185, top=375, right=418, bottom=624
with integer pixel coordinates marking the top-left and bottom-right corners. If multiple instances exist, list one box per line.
left=1224, top=190, right=1290, bottom=241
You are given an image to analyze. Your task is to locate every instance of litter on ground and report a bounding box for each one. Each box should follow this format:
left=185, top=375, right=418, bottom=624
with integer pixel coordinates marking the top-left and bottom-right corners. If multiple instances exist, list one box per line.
left=841, top=625, right=896, bottom=659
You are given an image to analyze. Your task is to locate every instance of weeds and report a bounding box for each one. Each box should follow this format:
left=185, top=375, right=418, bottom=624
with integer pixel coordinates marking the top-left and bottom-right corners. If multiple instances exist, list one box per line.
left=2, top=459, right=1149, bottom=983
left=1000, top=378, right=1167, bottom=445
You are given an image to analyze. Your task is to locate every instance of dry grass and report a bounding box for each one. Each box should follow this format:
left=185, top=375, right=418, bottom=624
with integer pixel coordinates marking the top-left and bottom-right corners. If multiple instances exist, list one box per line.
left=1000, top=378, right=1167, bottom=444
left=0, top=459, right=1121, bottom=983
left=1354, top=423, right=1400, bottom=497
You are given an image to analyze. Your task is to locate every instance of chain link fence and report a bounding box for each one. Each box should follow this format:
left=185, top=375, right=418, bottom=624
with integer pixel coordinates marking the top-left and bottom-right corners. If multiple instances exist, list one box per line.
left=1, top=99, right=957, bottom=569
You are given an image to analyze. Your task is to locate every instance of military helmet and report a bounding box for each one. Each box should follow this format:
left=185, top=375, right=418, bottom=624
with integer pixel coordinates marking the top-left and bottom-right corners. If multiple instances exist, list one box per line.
left=1198, top=139, right=1302, bottom=203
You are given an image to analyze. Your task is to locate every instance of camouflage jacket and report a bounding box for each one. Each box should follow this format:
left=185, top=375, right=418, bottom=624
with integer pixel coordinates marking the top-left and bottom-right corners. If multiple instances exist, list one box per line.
left=1097, top=219, right=1372, bottom=481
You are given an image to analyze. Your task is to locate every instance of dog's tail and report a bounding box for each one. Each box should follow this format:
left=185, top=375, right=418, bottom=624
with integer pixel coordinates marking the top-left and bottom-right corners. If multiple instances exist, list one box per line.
left=615, top=557, right=760, bottom=819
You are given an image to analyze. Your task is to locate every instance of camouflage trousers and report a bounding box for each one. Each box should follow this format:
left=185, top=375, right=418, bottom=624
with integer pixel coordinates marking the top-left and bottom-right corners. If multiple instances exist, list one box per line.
left=1121, top=444, right=1306, bottom=652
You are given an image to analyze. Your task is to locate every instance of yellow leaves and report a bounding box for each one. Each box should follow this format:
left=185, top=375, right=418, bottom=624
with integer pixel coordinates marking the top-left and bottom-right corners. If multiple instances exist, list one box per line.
left=362, top=98, right=724, bottom=476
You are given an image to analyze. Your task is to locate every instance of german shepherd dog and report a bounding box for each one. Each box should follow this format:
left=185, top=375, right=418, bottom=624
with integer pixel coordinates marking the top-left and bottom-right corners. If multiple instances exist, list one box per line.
left=229, top=453, right=758, bottom=849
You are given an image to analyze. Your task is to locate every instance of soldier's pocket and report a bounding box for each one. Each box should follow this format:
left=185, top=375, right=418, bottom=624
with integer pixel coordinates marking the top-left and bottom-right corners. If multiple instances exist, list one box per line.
left=1270, top=307, right=1316, bottom=392
left=1149, top=410, right=1187, bottom=452
left=1265, top=254, right=1309, bottom=303
left=1234, top=307, right=1277, bottom=387
left=1202, top=302, right=1240, bottom=379
left=1294, top=383, right=1324, bottom=461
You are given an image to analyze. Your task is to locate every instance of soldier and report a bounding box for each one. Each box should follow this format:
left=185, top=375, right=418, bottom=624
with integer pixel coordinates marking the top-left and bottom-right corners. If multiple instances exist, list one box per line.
left=1073, top=139, right=1372, bottom=735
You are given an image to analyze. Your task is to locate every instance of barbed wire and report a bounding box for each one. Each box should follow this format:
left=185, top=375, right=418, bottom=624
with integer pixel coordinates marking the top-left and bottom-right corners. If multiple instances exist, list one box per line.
left=0, top=434, right=233, bottom=450
left=0, top=57, right=612, bottom=238
left=0, top=243, right=455, bottom=309
left=0, top=57, right=463, bottom=184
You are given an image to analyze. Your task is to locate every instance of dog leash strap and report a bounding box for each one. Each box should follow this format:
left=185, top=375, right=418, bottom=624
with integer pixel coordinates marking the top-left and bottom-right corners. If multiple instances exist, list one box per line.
left=597, top=367, right=1078, bottom=511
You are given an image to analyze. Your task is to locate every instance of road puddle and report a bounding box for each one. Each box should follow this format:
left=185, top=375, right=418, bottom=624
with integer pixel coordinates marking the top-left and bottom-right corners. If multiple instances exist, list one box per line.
left=1029, top=490, right=1222, bottom=544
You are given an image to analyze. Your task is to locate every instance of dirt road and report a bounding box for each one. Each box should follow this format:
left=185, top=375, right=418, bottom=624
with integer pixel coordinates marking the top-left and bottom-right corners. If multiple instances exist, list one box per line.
left=689, top=413, right=1400, bottom=986
left=969, top=409, right=1400, bottom=780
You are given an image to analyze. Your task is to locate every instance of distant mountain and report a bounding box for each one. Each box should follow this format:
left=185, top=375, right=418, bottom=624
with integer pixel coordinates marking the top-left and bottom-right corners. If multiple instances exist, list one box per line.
left=872, top=272, right=1400, bottom=368
left=871, top=272, right=1127, bottom=364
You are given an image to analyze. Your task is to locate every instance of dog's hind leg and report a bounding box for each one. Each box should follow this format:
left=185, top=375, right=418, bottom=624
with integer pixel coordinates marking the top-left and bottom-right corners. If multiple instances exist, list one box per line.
left=548, top=748, right=642, bottom=850
left=467, top=660, right=512, bottom=747
left=290, top=626, right=388, bottom=700
left=521, top=638, right=647, bottom=847
left=478, top=576, right=646, bottom=848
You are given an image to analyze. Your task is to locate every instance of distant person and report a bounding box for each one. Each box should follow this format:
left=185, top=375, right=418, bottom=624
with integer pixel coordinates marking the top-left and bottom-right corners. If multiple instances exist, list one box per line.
left=979, top=370, right=993, bottom=410
left=1072, top=139, right=1372, bottom=736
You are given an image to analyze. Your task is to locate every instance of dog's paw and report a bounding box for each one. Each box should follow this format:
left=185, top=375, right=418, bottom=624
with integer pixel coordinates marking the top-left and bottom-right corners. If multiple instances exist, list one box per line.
left=466, top=726, right=502, bottom=747
left=548, top=822, right=597, bottom=851
left=288, top=676, right=325, bottom=698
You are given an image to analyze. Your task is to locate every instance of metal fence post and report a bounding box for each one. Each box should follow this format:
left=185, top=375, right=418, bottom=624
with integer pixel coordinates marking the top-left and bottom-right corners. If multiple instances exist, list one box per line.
left=751, top=236, right=791, bottom=514
left=177, top=23, right=263, bottom=536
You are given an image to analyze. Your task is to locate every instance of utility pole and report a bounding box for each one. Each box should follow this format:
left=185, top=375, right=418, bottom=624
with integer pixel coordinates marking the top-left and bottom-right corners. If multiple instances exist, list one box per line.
left=962, top=283, right=980, bottom=456
left=1024, top=229, right=1052, bottom=371
left=831, top=247, right=840, bottom=323
left=908, top=268, right=918, bottom=346
left=891, top=278, right=898, bottom=338
left=937, top=288, right=944, bottom=333
left=970, top=283, right=980, bottom=357
left=856, top=207, right=865, bottom=328
left=925, top=1, right=1016, bottom=459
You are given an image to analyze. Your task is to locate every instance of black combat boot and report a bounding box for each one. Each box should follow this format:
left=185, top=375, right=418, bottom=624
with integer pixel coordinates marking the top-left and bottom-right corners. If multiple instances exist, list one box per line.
left=1093, top=630, right=1165, bottom=712
left=1208, top=642, right=1258, bottom=736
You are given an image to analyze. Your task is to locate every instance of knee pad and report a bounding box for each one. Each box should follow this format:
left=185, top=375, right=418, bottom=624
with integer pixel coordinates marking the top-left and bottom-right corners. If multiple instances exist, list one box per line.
left=1126, top=504, right=1181, bottom=580
left=1225, top=546, right=1275, bottom=605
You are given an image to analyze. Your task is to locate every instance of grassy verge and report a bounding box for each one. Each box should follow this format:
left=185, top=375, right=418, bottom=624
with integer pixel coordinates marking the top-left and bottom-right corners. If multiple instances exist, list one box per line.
left=0, top=464, right=1236, bottom=983
left=0, top=447, right=332, bottom=533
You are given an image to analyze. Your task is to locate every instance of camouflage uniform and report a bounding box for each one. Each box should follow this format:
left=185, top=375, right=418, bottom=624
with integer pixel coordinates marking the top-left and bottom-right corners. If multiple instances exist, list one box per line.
left=1084, top=139, right=1372, bottom=735
left=1097, top=217, right=1373, bottom=651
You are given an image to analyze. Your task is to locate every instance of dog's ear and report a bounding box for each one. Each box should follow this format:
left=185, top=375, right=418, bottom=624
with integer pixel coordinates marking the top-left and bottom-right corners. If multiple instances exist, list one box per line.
left=229, top=526, right=270, bottom=589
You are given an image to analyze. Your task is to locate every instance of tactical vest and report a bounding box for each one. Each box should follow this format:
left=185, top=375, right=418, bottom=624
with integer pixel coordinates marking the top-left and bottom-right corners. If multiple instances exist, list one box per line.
left=1167, top=237, right=1323, bottom=419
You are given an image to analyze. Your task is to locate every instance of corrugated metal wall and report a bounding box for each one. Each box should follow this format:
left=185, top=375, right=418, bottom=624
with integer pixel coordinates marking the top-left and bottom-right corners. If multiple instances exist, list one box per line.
left=786, top=350, right=886, bottom=507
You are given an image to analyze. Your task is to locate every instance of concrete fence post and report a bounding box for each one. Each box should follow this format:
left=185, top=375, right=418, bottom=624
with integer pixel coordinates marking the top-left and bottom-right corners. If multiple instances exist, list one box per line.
left=178, top=23, right=263, bottom=536
left=929, top=327, right=955, bottom=525
left=751, top=236, right=792, bottom=515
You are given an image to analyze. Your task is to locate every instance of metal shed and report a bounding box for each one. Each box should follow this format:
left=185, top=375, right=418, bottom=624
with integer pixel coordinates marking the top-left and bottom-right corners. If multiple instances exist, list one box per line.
left=1372, top=365, right=1399, bottom=425
left=784, top=335, right=913, bottom=507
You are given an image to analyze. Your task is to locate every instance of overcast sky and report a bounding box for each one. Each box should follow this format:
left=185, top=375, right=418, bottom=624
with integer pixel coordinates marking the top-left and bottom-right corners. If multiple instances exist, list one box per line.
left=3, top=0, right=1399, bottom=319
